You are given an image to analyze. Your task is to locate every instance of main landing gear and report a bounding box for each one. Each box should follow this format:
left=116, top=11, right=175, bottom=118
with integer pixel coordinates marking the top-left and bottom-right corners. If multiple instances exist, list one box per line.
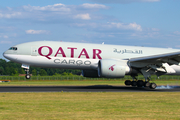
left=25, top=69, right=31, bottom=79
left=125, top=80, right=157, bottom=89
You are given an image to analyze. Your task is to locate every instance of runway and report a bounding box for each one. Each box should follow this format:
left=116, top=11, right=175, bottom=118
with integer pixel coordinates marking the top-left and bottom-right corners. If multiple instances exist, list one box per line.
left=0, top=85, right=180, bottom=92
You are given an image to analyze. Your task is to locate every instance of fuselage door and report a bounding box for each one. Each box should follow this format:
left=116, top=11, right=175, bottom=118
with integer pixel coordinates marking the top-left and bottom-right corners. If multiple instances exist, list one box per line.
left=31, top=46, right=37, bottom=56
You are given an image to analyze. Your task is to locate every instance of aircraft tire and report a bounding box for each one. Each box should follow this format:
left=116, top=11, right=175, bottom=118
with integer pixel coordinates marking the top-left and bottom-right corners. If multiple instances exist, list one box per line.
left=137, top=80, right=144, bottom=87
left=144, top=82, right=151, bottom=87
left=131, top=81, right=137, bottom=87
left=125, top=80, right=131, bottom=86
left=150, top=83, right=157, bottom=89
left=25, top=74, right=31, bottom=79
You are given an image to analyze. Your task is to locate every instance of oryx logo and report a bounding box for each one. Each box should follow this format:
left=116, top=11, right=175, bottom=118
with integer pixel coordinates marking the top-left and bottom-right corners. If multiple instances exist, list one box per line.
left=109, top=65, right=115, bottom=71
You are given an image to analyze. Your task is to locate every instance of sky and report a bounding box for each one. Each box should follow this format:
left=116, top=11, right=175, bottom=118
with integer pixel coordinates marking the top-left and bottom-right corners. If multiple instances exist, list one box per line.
left=1, top=0, right=180, bottom=59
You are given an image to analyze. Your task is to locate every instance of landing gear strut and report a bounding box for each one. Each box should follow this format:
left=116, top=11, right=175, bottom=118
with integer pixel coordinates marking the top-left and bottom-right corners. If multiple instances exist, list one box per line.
left=25, top=69, right=31, bottom=79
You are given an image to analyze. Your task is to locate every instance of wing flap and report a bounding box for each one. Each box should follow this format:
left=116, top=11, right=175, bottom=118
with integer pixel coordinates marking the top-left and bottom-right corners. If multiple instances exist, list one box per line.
left=129, top=51, right=180, bottom=65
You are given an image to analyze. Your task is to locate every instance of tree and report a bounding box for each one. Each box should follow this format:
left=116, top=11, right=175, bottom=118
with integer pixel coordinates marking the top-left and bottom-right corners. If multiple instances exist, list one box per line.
left=39, top=69, right=47, bottom=76
left=5, top=67, right=10, bottom=75
left=32, top=69, right=37, bottom=76
left=0, top=67, right=4, bottom=75
left=11, top=68, right=19, bottom=76
left=20, top=68, right=25, bottom=74
left=0, top=59, right=6, bottom=68
left=68, top=73, right=73, bottom=76
left=62, top=72, right=68, bottom=76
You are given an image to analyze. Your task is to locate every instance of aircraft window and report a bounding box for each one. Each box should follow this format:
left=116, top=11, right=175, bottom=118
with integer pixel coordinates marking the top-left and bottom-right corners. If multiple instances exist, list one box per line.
left=9, top=47, right=17, bottom=50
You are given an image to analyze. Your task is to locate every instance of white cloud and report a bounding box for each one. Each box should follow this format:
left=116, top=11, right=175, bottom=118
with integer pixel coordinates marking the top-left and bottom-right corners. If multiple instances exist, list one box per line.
left=0, top=3, right=106, bottom=21
left=174, top=31, right=180, bottom=35
left=108, top=35, right=115, bottom=37
left=74, top=13, right=91, bottom=20
left=0, top=41, right=12, bottom=44
left=109, top=22, right=142, bottom=31
left=0, top=12, right=21, bottom=19
left=3, top=35, right=9, bottom=39
left=131, top=29, right=160, bottom=39
left=72, top=22, right=143, bottom=35
left=23, top=3, right=71, bottom=12
left=82, top=3, right=108, bottom=9
left=0, top=3, right=162, bottom=46
left=0, top=35, right=9, bottom=39
left=7, top=7, right=12, bottom=11
left=25, top=30, right=49, bottom=34
left=72, top=22, right=142, bottom=31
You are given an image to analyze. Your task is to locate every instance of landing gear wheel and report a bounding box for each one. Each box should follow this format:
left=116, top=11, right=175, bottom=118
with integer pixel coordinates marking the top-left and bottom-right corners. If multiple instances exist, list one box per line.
left=25, top=68, right=31, bottom=79
left=25, top=74, right=31, bottom=79
left=125, top=80, right=132, bottom=86
left=144, top=82, right=151, bottom=87
left=137, top=80, right=144, bottom=87
left=150, top=83, right=157, bottom=89
left=131, top=81, right=137, bottom=87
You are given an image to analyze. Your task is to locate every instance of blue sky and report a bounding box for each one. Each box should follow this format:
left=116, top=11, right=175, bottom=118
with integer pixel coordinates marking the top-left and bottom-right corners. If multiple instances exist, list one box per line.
left=1, top=0, right=180, bottom=59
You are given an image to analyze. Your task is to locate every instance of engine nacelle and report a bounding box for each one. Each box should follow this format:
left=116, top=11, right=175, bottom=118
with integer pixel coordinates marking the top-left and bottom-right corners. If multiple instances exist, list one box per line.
left=98, top=59, right=131, bottom=78
left=82, top=70, right=99, bottom=78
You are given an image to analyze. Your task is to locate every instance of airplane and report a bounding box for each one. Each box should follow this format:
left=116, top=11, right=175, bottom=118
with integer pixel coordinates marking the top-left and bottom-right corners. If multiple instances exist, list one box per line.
left=3, top=41, right=180, bottom=89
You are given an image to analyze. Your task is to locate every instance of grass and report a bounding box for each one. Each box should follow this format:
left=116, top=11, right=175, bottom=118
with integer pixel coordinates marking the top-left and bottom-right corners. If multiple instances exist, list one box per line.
left=0, top=92, right=180, bottom=120
left=0, top=80, right=180, bottom=119
left=0, top=79, right=180, bottom=86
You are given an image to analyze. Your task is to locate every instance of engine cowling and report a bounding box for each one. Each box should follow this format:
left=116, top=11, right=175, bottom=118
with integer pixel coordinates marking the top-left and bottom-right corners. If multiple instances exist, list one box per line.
left=82, top=70, right=99, bottom=78
left=98, top=59, right=131, bottom=78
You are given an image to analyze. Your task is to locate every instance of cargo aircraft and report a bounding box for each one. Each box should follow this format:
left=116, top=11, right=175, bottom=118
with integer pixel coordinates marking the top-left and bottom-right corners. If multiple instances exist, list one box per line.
left=3, top=41, right=180, bottom=89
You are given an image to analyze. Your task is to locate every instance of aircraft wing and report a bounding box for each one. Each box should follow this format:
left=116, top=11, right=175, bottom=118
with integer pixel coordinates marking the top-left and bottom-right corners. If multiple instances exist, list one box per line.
left=129, top=51, right=180, bottom=65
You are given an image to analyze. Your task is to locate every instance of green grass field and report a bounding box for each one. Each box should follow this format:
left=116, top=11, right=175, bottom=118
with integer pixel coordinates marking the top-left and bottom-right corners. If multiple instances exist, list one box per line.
left=0, top=92, right=180, bottom=120
left=0, top=80, right=180, bottom=119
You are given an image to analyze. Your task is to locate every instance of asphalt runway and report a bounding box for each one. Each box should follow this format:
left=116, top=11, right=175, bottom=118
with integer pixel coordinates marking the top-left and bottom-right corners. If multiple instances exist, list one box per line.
left=0, top=85, right=180, bottom=92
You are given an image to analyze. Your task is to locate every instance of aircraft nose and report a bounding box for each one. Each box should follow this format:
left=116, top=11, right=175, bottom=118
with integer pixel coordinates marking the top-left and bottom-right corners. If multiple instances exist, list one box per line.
left=3, top=51, right=8, bottom=59
left=3, top=51, right=18, bottom=61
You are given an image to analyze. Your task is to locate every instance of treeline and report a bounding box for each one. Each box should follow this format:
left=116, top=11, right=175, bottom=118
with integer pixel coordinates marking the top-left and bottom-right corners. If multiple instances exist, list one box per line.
left=0, top=59, right=81, bottom=76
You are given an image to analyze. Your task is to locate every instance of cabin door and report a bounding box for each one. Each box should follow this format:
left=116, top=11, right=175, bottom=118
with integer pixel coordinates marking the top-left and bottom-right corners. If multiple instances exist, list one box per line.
left=31, top=46, right=37, bottom=56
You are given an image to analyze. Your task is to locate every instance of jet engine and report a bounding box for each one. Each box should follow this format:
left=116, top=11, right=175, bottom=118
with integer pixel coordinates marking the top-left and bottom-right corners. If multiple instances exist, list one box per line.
left=82, top=69, right=99, bottom=78
left=98, top=59, right=131, bottom=78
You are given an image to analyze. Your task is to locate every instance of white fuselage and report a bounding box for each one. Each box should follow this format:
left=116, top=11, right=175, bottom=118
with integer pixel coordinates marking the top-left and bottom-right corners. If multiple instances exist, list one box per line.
left=3, top=41, right=180, bottom=75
